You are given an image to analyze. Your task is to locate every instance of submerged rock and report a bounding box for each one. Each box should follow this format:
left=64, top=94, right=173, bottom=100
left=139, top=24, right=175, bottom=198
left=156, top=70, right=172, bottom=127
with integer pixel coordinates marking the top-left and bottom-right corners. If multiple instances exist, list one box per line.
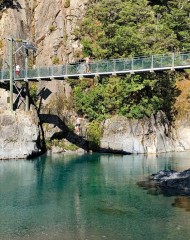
left=138, top=169, right=190, bottom=196
left=150, top=170, right=177, bottom=180
left=151, top=169, right=190, bottom=194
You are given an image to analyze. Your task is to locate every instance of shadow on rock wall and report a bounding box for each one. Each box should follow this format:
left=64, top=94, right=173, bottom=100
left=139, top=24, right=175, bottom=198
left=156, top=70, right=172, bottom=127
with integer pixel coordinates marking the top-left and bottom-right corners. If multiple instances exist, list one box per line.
left=39, top=113, right=90, bottom=151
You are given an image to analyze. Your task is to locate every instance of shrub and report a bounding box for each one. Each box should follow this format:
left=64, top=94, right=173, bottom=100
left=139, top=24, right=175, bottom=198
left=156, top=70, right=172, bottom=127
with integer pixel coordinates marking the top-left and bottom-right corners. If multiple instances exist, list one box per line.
left=49, top=25, right=56, bottom=32
left=53, top=56, right=60, bottom=65
left=87, top=121, right=102, bottom=150
left=0, top=39, right=3, bottom=49
left=45, top=138, right=79, bottom=151
left=64, top=0, right=70, bottom=8
left=29, top=82, right=38, bottom=103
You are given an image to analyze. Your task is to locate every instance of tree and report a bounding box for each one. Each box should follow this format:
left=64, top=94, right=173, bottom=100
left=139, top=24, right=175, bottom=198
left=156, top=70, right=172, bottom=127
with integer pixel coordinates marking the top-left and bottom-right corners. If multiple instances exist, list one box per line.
left=75, top=0, right=180, bottom=59
left=73, top=72, right=177, bottom=121
left=150, top=0, right=190, bottom=51
left=72, top=0, right=185, bottom=122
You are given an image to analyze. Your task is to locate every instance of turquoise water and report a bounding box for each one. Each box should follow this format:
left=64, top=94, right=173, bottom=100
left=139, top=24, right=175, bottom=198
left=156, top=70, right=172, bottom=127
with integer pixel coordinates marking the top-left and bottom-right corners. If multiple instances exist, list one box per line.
left=1, top=152, right=190, bottom=240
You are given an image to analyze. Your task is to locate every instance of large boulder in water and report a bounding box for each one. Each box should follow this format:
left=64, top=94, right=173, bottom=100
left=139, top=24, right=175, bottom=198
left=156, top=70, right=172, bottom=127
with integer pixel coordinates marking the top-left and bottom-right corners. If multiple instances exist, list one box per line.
left=0, top=109, right=40, bottom=159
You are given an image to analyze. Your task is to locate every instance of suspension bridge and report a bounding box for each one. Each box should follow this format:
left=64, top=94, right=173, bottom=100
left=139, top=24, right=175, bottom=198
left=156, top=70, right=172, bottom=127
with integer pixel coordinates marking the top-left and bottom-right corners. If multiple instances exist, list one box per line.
left=1, top=52, right=190, bottom=82
left=1, top=40, right=190, bottom=112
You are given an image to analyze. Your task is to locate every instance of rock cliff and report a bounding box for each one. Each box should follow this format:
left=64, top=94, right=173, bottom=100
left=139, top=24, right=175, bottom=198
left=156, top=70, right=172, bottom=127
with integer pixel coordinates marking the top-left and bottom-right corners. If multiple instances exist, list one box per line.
left=0, top=109, right=40, bottom=159
left=0, top=0, right=88, bottom=66
left=0, top=0, right=89, bottom=159
left=100, top=112, right=190, bottom=154
left=0, top=1, right=190, bottom=157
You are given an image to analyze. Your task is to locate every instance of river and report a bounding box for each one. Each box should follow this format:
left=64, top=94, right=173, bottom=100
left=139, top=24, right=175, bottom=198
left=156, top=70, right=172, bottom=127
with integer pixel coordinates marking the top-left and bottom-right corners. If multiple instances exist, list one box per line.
left=0, top=152, right=190, bottom=240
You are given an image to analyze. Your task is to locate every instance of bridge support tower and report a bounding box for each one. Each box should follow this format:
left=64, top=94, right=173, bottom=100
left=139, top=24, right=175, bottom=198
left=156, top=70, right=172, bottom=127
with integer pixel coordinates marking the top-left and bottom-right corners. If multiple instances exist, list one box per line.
left=7, top=37, right=36, bottom=111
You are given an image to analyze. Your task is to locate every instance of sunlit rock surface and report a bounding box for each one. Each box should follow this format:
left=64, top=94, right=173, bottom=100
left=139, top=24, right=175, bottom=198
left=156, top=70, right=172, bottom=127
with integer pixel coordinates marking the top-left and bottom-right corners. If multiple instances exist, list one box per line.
left=0, top=0, right=88, bottom=66
left=101, top=111, right=190, bottom=154
left=0, top=110, right=40, bottom=159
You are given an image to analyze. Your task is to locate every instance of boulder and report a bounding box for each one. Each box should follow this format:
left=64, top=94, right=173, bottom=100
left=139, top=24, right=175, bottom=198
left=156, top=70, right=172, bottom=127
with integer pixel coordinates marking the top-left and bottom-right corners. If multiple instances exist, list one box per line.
left=0, top=110, right=40, bottom=159
left=138, top=169, right=190, bottom=196
left=149, top=169, right=190, bottom=196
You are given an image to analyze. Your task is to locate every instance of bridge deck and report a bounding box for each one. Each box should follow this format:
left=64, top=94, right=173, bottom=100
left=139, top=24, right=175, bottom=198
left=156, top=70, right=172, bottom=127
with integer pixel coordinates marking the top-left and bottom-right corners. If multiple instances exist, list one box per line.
left=1, top=52, right=190, bottom=82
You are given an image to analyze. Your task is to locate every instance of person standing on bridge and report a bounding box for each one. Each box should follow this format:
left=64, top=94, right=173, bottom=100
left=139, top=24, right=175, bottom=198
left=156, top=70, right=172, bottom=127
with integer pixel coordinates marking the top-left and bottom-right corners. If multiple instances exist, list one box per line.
left=84, top=56, right=91, bottom=73
left=15, top=64, right=20, bottom=77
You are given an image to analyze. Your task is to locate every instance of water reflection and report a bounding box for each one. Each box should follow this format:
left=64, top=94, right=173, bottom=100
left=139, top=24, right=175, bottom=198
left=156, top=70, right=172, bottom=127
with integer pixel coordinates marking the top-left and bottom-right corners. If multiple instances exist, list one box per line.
left=0, top=152, right=190, bottom=239
left=135, top=151, right=190, bottom=211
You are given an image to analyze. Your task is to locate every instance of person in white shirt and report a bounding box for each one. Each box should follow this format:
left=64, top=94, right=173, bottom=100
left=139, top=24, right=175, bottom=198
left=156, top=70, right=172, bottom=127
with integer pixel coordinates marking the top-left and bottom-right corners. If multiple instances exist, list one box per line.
left=15, top=64, right=20, bottom=77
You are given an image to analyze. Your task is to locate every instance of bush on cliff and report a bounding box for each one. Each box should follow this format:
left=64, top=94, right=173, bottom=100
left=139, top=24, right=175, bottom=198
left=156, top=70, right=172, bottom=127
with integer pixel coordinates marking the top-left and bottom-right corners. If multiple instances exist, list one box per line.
left=72, top=0, right=189, bottom=123
left=73, top=72, right=177, bottom=121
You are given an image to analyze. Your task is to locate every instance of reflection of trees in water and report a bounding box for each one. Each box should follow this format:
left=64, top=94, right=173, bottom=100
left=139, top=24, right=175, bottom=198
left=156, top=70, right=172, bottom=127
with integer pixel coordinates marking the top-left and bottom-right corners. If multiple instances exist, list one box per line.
left=33, top=153, right=99, bottom=201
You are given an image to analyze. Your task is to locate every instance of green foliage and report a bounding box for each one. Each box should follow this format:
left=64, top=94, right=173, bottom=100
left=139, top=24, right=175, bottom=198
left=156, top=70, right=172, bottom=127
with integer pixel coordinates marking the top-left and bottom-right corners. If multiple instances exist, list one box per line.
left=76, top=0, right=190, bottom=59
left=52, top=56, right=60, bottom=65
left=45, top=138, right=52, bottom=150
left=87, top=121, right=102, bottom=150
left=64, top=143, right=79, bottom=151
left=73, top=73, right=177, bottom=121
left=64, top=0, right=70, bottom=8
left=46, top=138, right=79, bottom=151
left=70, top=0, right=185, bottom=123
left=150, top=0, right=190, bottom=51
left=49, top=25, right=56, bottom=32
left=29, top=82, right=38, bottom=103
left=0, top=39, right=3, bottom=49
left=74, top=82, right=106, bottom=121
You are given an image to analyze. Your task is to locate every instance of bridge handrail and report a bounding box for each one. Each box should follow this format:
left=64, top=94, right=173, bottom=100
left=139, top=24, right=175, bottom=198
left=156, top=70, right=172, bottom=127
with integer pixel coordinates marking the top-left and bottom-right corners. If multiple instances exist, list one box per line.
left=1, top=52, right=190, bottom=81
left=32, top=51, right=190, bottom=68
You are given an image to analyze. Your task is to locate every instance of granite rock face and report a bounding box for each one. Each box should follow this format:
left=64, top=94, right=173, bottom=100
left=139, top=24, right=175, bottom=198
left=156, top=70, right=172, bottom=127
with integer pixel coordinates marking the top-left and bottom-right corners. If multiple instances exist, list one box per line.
left=0, top=0, right=88, bottom=66
left=35, top=0, right=88, bottom=65
left=1, top=1, right=190, bottom=157
left=0, top=0, right=89, bottom=111
left=0, top=110, right=40, bottom=159
left=100, top=111, right=190, bottom=154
